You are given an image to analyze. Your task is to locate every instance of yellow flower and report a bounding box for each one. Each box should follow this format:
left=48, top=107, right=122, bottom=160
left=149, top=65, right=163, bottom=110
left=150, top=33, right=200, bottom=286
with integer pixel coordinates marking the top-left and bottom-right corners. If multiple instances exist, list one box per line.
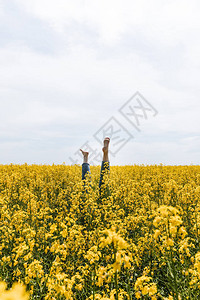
left=0, top=282, right=29, bottom=300
left=0, top=282, right=7, bottom=293
left=166, top=238, right=174, bottom=247
left=153, top=229, right=160, bottom=240
left=135, top=291, right=141, bottom=299
left=142, top=285, right=149, bottom=295
left=149, top=283, right=157, bottom=296
left=169, top=225, right=177, bottom=236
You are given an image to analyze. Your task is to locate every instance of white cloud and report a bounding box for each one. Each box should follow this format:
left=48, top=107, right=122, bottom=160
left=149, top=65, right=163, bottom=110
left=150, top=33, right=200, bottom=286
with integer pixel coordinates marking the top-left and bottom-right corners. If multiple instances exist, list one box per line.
left=0, top=0, right=200, bottom=164
left=14, top=0, right=200, bottom=45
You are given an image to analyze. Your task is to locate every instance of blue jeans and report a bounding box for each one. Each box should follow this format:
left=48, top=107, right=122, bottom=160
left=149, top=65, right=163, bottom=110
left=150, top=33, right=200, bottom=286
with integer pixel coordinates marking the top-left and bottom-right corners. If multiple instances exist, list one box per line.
left=82, top=161, right=110, bottom=194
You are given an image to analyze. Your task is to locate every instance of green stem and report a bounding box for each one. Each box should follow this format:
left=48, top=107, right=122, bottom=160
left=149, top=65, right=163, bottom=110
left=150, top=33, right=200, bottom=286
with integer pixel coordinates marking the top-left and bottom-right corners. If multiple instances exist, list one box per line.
left=92, top=267, right=96, bottom=300
left=126, top=269, right=131, bottom=300
left=115, top=271, right=118, bottom=300
left=114, top=251, right=118, bottom=300
left=170, top=250, right=178, bottom=300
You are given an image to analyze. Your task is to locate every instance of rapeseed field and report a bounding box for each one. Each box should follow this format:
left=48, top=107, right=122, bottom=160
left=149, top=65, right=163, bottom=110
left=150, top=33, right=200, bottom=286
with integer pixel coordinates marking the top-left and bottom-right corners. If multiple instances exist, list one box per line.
left=0, top=164, right=200, bottom=299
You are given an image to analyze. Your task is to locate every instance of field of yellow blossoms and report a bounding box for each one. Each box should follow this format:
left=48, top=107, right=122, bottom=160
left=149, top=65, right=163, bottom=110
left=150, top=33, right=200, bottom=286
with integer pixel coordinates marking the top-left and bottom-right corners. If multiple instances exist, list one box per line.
left=0, top=164, right=200, bottom=300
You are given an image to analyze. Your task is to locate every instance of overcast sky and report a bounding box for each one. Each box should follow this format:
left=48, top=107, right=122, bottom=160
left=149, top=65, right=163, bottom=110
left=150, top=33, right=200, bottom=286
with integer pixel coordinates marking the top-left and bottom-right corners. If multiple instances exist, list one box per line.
left=0, top=0, right=200, bottom=165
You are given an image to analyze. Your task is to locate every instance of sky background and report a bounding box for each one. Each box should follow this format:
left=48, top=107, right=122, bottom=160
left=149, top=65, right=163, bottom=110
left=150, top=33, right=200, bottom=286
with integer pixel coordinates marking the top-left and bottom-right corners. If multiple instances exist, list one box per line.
left=0, top=0, right=200, bottom=165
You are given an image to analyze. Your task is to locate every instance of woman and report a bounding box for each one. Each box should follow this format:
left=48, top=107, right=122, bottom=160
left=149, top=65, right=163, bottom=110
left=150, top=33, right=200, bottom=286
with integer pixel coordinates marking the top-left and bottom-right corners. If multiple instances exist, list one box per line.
left=80, top=137, right=110, bottom=196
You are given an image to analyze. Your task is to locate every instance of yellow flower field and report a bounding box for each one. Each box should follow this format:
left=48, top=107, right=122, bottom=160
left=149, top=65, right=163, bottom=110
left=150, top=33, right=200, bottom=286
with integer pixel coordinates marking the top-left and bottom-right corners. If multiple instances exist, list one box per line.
left=0, top=164, right=200, bottom=299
